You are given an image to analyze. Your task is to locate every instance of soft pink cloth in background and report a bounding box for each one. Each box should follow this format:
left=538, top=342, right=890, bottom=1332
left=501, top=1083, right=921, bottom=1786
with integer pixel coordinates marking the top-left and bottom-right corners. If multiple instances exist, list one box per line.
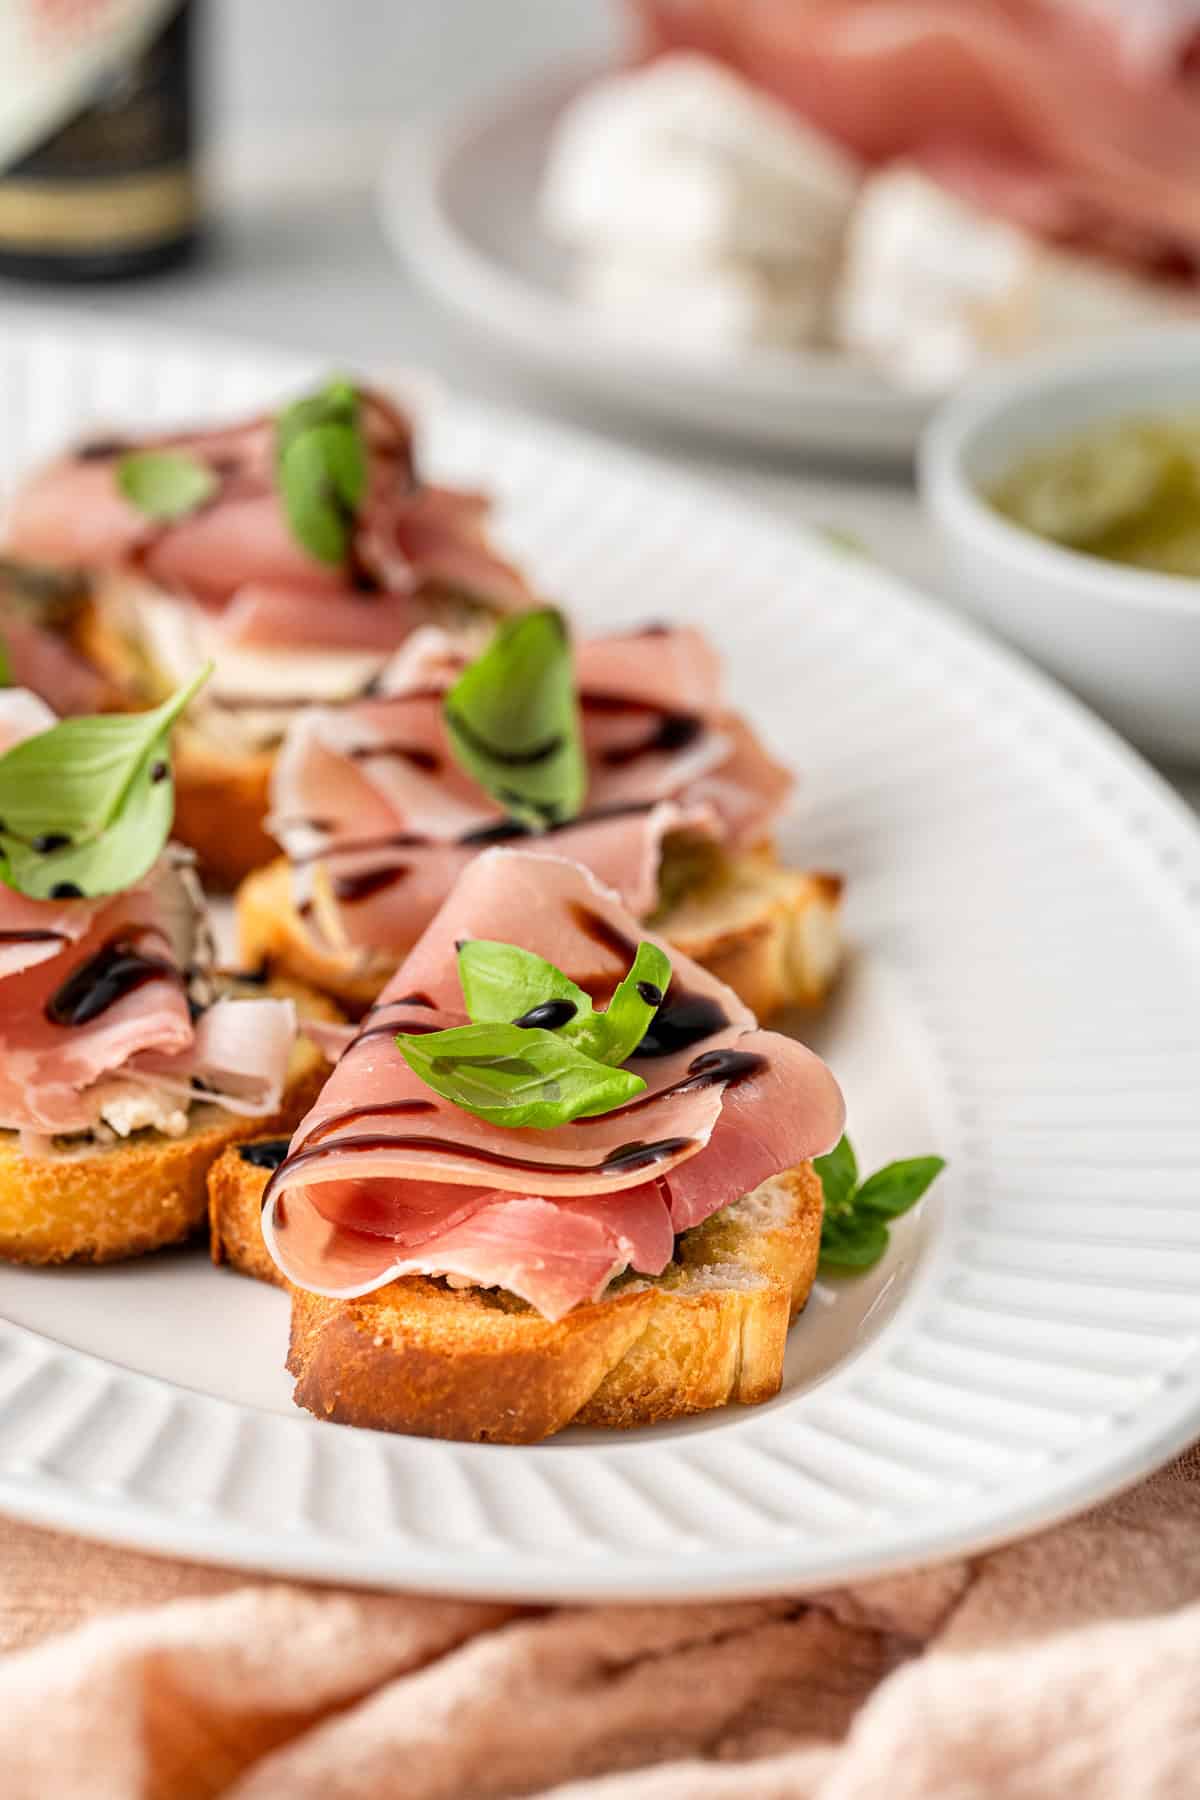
left=1, top=1447, right=1199, bottom=1798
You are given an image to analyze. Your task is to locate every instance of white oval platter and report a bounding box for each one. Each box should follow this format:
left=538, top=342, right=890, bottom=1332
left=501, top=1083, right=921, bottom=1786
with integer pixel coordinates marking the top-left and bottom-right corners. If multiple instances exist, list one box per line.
left=0, top=309, right=1198, bottom=1601
left=379, top=64, right=933, bottom=460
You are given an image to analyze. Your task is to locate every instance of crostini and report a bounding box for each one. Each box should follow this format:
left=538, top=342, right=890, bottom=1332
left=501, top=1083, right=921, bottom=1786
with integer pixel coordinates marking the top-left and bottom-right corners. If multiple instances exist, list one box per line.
left=0, top=681, right=335, bottom=1265
left=4, top=380, right=534, bottom=886
left=238, top=610, right=843, bottom=1020
left=211, top=848, right=845, bottom=1442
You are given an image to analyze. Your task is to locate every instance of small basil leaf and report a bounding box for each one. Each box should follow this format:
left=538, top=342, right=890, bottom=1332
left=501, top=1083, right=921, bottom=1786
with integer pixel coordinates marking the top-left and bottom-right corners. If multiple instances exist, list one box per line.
left=457, top=939, right=593, bottom=1030
left=0, top=634, right=10, bottom=686
left=0, top=664, right=211, bottom=899
left=574, top=942, right=671, bottom=1066
left=815, top=1136, right=945, bottom=1279
left=813, top=1134, right=857, bottom=1215
left=854, top=1157, right=946, bottom=1220
left=818, top=1216, right=890, bottom=1273
left=394, top=1022, right=646, bottom=1130
left=443, top=608, right=585, bottom=831
left=117, top=449, right=218, bottom=521
left=275, top=379, right=367, bottom=566
left=276, top=377, right=358, bottom=453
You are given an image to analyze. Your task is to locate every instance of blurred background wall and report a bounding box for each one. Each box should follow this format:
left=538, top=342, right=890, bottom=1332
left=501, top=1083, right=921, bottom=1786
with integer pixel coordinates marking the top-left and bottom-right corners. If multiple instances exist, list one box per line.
left=208, top=0, right=613, bottom=195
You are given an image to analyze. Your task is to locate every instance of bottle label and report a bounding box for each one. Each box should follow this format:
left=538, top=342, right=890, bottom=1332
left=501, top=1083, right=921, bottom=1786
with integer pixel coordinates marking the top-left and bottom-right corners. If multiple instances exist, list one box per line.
left=0, top=0, right=192, bottom=255
left=0, top=0, right=182, bottom=171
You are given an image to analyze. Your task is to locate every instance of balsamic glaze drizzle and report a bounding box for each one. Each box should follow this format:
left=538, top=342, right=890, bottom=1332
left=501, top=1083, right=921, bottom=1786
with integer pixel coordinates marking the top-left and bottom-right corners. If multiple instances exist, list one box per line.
left=238, top=1138, right=291, bottom=1170
left=630, top=993, right=730, bottom=1060
left=44, top=937, right=179, bottom=1027
left=512, top=998, right=578, bottom=1031
left=332, top=865, right=410, bottom=905
left=600, top=713, right=703, bottom=768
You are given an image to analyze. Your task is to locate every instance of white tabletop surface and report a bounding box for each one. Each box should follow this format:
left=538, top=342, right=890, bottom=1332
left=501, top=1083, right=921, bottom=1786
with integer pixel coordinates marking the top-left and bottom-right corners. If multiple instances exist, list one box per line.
left=0, top=186, right=1195, bottom=817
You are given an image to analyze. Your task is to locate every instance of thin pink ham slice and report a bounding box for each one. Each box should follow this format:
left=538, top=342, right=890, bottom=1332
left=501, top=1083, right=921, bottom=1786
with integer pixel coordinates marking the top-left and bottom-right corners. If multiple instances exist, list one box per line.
left=630, top=0, right=1200, bottom=280
left=0, top=612, right=111, bottom=717
left=263, top=1179, right=676, bottom=1318
left=269, top=622, right=788, bottom=959
left=263, top=851, right=844, bottom=1316
left=0, top=696, right=298, bottom=1138
left=0, top=884, right=194, bottom=1136
left=4, top=388, right=532, bottom=653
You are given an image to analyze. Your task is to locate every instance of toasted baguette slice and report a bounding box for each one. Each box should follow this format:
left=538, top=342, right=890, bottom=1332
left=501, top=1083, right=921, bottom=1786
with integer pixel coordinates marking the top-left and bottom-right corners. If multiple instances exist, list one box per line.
left=209, top=1148, right=823, bottom=1442
left=0, top=977, right=338, bottom=1267
left=236, top=845, right=843, bottom=1022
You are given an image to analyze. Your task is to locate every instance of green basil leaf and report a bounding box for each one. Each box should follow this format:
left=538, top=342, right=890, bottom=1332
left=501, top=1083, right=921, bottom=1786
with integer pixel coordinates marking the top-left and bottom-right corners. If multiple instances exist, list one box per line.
left=394, top=1022, right=646, bottom=1130
left=276, top=377, right=359, bottom=453
left=815, top=1137, right=945, bottom=1278
left=574, top=942, right=672, bottom=1066
left=116, top=449, right=218, bottom=521
left=0, top=634, right=10, bottom=686
left=457, top=940, right=593, bottom=1030
left=0, top=665, right=211, bottom=899
left=818, top=1216, right=890, bottom=1273
left=443, top=608, right=585, bottom=831
left=813, top=1134, right=858, bottom=1215
left=854, top=1156, right=946, bottom=1220
left=275, top=379, right=367, bottom=566
left=456, top=936, right=670, bottom=1067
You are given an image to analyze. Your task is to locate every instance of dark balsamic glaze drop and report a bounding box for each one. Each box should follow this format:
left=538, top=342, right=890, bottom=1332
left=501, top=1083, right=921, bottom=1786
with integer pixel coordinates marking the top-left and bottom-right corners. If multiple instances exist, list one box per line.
left=457, top=818, right=530, bottom=847
left=684, top=1048, right=767, bottom=1090
left=45, top=938, right=178, bottom=1027
left=601, top=1137, right=695, bottom=1174
left=600, top=713, right=703, bottom=768
left=238, top=1137, right=291, bottom=1170
left=349, top=743, right=441, bottom=773
left=630, top=993, right=729, bottom=1059
left=512, top=998, right=578, bottom=1031
left=31, top=832, right=72, bottom=854
left=149, top=760, right=169, bottom=783
left=50, top=882, right=84, bottom=900
left=332, top=865, right=410, bottom=905
left=76, top=437, right=131, bottom=461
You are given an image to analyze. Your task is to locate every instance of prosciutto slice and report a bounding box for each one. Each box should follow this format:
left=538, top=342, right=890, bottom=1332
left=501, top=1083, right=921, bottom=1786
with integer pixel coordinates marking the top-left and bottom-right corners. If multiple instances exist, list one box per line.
left=0, top=608, right=111, bottom=717
left=263, top=851, right=844, bottom=1318
left=269, top=622, right=791, bottom=960
left=0, top=691, right=297, bottom=1141
left=630, top=0, right=1200, bottom=280
left=5, top=388, right=532, bottom=654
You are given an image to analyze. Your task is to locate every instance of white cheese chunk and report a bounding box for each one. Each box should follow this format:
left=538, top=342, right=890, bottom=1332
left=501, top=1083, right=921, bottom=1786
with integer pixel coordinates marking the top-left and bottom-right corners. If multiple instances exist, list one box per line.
left=832, top=166, right=1038, bottom=389
left=115, top=581, right=385, bottom=751
left=541, top=52, right=861, bottom=263
left=94, top=1082, right=191, bottom=1141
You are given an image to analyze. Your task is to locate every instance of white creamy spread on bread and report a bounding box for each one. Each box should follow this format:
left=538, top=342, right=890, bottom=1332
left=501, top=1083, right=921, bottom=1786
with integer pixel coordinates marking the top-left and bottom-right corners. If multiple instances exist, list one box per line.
left=118, top=580, right=385, bottom=750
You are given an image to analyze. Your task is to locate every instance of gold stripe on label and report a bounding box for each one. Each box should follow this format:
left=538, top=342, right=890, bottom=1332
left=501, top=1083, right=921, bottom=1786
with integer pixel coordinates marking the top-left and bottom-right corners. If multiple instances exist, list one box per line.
left=0, top=167, right=195, bottom=251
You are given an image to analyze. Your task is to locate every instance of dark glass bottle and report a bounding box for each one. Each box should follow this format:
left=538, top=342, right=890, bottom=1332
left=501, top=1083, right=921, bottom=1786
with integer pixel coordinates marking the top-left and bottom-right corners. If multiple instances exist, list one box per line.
left=0, top=0, right=198, bottom=282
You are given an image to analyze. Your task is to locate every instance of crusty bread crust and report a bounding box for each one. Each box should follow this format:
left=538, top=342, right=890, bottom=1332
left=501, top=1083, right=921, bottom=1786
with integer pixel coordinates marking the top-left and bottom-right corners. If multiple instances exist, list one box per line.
left=0, top=977, right=338, bottom=1266
left=236, top=847, right=844, bottom=1022
left=171, top=729, right=277, bottom=892
left=209, top=1152, right=823, bottom=1442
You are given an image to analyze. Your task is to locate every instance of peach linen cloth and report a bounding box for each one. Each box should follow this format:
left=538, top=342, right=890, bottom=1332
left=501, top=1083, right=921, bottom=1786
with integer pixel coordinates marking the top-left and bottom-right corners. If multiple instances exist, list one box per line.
left=2, top=1447, right=1200, bottom=1799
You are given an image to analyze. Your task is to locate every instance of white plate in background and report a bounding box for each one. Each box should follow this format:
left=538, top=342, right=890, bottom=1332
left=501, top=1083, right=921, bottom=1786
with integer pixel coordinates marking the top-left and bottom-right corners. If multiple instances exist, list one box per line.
left=0, top=310, right=1199, bottom=1599
left=380, top=64, right=932, bottom=460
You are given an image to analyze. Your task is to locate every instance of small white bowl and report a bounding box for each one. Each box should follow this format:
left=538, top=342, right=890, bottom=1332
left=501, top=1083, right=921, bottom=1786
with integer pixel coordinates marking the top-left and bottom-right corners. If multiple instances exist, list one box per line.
left=920, top=328, right=1200, bottom=764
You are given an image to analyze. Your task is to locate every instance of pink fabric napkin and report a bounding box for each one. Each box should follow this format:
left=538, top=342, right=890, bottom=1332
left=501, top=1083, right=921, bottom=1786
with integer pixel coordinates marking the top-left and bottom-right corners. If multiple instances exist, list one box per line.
left=2, top=1447, right=1199, bottom=1798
